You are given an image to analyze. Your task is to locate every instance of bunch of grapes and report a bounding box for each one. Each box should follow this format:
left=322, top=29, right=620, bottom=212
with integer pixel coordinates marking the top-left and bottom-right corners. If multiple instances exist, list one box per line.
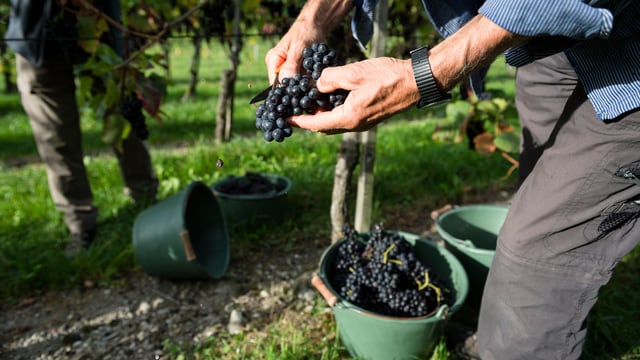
left=120, top=95, right=149, bottom=140
left=330, top=223, right=453, bottom=317
left=254, top=42, right=349, bottom=142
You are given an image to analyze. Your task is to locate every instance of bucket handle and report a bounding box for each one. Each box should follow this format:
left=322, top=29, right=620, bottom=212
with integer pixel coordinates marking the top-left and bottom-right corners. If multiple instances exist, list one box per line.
left=311, top=274, right=338, bottom=307
left=180, top=229, right=197, bottom=261
left=430, top=203, right=455, bottom=221
left=453, top=238, right=479, bottom=249
left=435, top=304, right=450, bottom=320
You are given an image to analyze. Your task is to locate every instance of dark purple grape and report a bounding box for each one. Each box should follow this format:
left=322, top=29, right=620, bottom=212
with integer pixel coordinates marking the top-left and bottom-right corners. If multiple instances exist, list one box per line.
left=253, top=42, right=349, bottom=143
left=272, top=128, right=285, bottom=142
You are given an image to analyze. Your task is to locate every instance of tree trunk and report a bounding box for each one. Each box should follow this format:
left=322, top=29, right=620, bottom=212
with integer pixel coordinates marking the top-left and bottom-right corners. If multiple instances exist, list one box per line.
left=215, top=0, right=242, bottom=142
left=182, top=31, right=202, bottom=101
left=215, top=69, right=236, bottom=141
left=330, top=132, right=361, bottom=243
left=162, top=41, right=171, bottom=82
left=353, top=0, right=388, bottom=233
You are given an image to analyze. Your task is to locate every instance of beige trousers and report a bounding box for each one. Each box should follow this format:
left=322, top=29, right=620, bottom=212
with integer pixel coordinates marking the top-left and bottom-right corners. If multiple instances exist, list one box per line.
left=16, top=54, right=158, bottom=235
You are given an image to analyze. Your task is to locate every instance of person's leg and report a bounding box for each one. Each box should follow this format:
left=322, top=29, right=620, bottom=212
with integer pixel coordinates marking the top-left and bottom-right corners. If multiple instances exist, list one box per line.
left=114, top=133, right=158, bottom=205
left=477, top=52, right=640, bottom=359
left=16, top=55, right=98, bottom=245
left=515, top=52, right=579, bottom=184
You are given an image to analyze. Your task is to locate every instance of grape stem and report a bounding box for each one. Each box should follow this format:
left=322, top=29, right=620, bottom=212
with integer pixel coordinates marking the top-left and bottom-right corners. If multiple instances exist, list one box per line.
left=382, top=243, right=395, bottom=264
left=416, top=271, right=444, bottom=304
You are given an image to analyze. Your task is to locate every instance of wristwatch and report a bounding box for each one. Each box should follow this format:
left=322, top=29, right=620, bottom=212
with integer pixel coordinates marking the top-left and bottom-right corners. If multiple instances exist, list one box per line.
left=410, top=46, right=451, bottom=108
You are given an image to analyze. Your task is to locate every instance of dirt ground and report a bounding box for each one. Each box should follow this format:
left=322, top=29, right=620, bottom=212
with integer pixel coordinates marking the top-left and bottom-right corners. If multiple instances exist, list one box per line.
left=0, top=186, right=514, bottom=360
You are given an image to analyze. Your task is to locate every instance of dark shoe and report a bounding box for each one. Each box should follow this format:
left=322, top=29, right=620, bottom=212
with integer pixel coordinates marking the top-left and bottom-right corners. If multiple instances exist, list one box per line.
left=64, top=229, right=97, bottom=258
left=452, top=333, right=480, bottom=360
left=446, top=322, right=480, bottom=360
left=130, top=189, right=157, bottom=208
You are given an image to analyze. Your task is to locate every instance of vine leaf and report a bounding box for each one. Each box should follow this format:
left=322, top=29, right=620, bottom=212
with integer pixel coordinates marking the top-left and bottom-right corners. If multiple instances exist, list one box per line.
left=101, top=112, right=126, bottom=146
left=494, top=130, right=520, bottom=154
left=445, top=100, right=472, bottom=126
left=77, top=15, right=108, bottom=54
left=136, top=73, right=167, bottom=121
left=473, top=133, right=497, bottom=154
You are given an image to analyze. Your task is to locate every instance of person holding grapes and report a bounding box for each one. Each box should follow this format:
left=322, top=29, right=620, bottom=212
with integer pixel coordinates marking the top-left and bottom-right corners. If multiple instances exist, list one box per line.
left=266, top=0, right=640, bottom=359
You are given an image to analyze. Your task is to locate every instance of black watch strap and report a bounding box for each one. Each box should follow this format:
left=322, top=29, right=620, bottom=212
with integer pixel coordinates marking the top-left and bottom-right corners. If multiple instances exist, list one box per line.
left=410, top=46, right=451, bottom=108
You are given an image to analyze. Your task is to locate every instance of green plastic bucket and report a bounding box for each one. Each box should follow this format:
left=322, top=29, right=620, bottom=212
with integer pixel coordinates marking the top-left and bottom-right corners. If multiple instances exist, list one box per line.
left=316, top=232, right=469, bottom=360
left=132, top=181, right=230, bottom=279
left=436, top=204, right=508, bottom=303
left=211, top=173, right=291, bottom=227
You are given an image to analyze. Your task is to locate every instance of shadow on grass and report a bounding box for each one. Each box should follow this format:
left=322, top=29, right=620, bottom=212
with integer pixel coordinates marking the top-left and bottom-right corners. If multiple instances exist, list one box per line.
left=0, top=201, right=147, bottom=302
left=583, top=247, right=640, bottom=359
left=0, top=122, right=260, bottom=166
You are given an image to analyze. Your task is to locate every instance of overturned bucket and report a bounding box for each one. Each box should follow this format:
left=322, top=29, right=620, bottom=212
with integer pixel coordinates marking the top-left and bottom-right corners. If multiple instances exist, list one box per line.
left=314, top=232, right=468, bottom=360
left=436, top=204, right=508, bottom=303
left=132, top=181, right=230, bottom=279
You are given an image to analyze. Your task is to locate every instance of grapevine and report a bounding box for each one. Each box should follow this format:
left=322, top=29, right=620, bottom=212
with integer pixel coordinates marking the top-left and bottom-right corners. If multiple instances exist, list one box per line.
left=120, top=94, right=149, bottom=141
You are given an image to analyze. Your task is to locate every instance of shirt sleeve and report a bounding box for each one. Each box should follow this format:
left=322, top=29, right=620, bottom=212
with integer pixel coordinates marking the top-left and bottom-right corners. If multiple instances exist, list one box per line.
left=478, top=0, right=613, bottom=40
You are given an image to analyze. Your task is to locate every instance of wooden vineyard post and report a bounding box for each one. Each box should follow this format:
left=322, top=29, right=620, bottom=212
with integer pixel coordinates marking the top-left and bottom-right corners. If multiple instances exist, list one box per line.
left=354, top=0, right=388, bottom=233
left=330, top=133, right=361, bottom=243
left=330, top=0, right=389, bottom=242
left=215, top=0, right=242, bottom=142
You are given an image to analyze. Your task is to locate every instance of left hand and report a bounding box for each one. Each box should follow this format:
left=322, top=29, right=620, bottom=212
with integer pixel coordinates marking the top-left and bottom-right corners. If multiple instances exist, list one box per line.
left=288, top=57, right=420, bottom=134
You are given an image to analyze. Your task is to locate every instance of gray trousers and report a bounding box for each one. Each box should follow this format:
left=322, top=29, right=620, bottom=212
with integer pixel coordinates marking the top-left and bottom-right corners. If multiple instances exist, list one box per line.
left=16, top=54, right=158, bottom=235
left=477, top=52, right=640, bottom=359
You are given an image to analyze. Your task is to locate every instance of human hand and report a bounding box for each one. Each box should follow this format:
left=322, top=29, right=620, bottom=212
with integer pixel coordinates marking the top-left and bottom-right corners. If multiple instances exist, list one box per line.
left=264, top=28, right=323, bottom=84
left=265, top=31, right=322, bottom=84
left=288, top=57, right=421, bottom=134
left=263, top=0, right=353, bottom=84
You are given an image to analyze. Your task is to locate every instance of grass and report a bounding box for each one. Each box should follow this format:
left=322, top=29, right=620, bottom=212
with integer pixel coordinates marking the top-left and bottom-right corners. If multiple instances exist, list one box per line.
left=0, top=39, right=638, bottom=359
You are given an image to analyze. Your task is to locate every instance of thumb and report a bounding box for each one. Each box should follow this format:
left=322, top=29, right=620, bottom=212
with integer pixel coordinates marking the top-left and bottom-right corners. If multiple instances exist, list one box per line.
left=265, top=49, right=286, bottom=85
left=315, top=66, right=347, bottom=94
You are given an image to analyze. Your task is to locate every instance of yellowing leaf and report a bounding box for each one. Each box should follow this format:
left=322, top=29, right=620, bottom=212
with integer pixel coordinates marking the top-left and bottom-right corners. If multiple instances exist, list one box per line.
left=473, top=132, right=497, bottom=154
left=475, top=99, right=499, bottom=115
left=77, top=15, right=108, bottom=54
left=492, top=98, right=509, bottom=113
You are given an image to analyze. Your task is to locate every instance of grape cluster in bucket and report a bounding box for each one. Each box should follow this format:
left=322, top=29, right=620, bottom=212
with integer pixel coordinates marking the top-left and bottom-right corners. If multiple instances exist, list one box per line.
left=331, top=223, right=454, bottom=317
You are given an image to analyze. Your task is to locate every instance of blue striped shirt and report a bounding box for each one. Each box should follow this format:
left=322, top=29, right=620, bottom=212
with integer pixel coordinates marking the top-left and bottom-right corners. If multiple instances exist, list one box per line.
left=353, top=0, right=640, bottom=120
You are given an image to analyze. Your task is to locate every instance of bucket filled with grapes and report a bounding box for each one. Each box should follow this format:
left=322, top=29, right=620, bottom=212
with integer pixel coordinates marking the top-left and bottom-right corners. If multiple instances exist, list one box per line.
left=211, top=172, right=291, bottom=227
left=312, top=224, right=469, bottom=360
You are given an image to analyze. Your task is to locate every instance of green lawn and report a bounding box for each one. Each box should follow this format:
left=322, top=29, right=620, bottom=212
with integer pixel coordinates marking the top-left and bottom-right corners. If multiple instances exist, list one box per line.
left=0, top=39, right=638, bottom=359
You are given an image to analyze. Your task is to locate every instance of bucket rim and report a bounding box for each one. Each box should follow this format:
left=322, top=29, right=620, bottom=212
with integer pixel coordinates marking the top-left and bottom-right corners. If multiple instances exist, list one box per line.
left=131, top=180, right=230, bottom=279
left=212, top=173, right=292, bottom=200
left=318, top=231, right=468, bottom=322
left=435, top=203, right=508, bottom=253
left=182, top=180, right=230, bottom=278
left=437, top=203, right=509, bottom=214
